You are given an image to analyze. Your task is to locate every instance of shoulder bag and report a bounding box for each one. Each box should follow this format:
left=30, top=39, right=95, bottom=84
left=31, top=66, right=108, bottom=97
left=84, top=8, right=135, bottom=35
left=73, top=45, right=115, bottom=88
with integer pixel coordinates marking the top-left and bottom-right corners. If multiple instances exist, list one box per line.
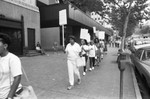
left=9, top=59, right=37, bottom=99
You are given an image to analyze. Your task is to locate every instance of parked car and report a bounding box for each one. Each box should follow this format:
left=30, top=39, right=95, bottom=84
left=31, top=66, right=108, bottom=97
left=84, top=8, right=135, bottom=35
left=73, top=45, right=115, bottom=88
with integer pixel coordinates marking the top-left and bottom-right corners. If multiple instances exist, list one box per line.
left=130, top=46, right=150, bottom=90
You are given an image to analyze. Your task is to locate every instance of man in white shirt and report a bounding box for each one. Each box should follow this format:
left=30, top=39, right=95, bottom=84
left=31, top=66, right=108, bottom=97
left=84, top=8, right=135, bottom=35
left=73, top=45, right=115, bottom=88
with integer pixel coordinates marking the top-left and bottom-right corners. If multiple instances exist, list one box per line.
left=0, top=33, right=22, bottom=99
left=65, top=35, right=81, bottom=90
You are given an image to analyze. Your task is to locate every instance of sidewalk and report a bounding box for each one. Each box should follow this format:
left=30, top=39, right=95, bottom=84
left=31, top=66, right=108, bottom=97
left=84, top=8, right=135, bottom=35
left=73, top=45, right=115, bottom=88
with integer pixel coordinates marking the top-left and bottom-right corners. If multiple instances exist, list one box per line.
left=20, top=47, right=137, bottom=99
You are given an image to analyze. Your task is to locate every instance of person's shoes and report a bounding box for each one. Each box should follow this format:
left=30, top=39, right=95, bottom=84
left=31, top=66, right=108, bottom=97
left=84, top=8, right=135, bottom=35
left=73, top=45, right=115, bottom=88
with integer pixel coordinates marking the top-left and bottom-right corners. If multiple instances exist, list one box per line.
left=83, top=72, right=86, bottom=76
left=77, top=79, right=81, bottom=85
left=67, top=85, right=74, bottom=90
left=85, top=69, right=88, bottom=72
left=92, top=67, right=94, bottom=70
left=89, top=68, right=92, bottom=71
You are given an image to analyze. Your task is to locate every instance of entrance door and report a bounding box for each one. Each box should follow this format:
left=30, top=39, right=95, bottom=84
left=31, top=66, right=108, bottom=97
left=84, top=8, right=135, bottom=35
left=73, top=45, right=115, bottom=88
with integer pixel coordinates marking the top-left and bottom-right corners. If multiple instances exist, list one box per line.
left=28, top=28, right=35, bottom=50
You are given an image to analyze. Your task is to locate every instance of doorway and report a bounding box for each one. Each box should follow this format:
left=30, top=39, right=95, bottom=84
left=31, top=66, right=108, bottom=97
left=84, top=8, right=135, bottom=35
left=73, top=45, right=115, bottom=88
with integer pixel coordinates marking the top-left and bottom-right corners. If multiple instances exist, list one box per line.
left=28, top=28, right=35, bottom=50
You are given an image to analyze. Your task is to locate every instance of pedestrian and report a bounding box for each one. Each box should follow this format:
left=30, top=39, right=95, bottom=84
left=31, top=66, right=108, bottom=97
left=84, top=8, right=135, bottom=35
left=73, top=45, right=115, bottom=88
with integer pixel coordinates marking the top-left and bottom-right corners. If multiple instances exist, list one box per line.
left=36, top=42, right=46, bottom=55
left=104, top=40, right=108, bottom=54
left=0, top=33, right=23, bottom=99
left=88, top=40, right=98, bottom=71
left=99, top=39, right=105, bottom=59
left=80, top=39, right=89, bottom=76
left=94, top=38, right=101, bottom=66
left=52, top=41, right=58, bottom=54
left=64, top=35, right=81, bottom=90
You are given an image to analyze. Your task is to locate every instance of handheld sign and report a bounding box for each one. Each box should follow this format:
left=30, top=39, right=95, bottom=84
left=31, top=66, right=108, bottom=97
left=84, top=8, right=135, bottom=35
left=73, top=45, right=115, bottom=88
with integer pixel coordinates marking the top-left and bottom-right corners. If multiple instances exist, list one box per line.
left=93, top=27, right=96, bottom=33
left=80, top=28, right=88, bottom=39
left=59, top=9, right=67, bottom=25
left=98, top=31, right=105, bottom=39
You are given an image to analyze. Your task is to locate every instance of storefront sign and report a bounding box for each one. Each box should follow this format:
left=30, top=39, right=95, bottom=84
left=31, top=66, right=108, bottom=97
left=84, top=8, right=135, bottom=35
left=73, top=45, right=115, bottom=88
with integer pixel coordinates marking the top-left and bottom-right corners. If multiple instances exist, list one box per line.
left=3, top=0, right=39, bottom=12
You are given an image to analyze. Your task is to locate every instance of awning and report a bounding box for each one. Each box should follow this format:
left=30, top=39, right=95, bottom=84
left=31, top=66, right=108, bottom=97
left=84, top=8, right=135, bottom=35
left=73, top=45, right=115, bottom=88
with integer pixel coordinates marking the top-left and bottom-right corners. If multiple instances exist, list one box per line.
left=39, top=3, right=112, bottom=35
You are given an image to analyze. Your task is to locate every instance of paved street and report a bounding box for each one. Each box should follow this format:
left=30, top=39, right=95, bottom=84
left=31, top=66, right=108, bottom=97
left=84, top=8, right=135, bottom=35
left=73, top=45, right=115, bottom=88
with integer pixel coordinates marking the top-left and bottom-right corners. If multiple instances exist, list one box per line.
left=20, top=47, right=137, bottom=99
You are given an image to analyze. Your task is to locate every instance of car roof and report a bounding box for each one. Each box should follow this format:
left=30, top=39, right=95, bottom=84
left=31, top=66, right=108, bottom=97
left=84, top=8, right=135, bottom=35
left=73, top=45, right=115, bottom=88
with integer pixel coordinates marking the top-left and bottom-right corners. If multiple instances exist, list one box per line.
left=139, top=46, right=150, bottom=50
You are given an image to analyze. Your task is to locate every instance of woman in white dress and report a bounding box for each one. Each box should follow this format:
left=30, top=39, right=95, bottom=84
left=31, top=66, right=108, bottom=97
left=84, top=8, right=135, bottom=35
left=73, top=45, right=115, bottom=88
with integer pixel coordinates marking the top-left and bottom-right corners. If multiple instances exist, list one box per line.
left=80, top=39, right=89, bottom=76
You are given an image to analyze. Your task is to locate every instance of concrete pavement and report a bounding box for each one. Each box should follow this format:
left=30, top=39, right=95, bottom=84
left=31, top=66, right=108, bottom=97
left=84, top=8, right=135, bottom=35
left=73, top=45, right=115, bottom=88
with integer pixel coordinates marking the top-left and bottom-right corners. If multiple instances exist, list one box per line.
left=20, top=47, right=137, bottom=99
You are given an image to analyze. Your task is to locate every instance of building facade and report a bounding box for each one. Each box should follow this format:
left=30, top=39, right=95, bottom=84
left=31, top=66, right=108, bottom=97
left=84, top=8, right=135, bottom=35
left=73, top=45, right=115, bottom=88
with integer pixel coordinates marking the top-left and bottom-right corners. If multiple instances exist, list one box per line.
left=37, top=1, right=112, bottom=50
left=0, top=0, right=40, bottom=55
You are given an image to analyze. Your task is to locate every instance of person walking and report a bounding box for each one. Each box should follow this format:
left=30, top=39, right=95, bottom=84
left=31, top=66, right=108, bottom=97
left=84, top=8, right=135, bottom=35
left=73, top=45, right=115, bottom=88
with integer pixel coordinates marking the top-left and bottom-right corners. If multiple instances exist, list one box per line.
left=88, top=40, right=97, bottom=71
left=80, top=39, right=89, bottom=76
left=65, top=35, right=81, bottom=90
left=99, top=39, right=105, bottom=60
left=0, top=33, right=23, bottom=99
left=94, top=38, right=101, bottom=66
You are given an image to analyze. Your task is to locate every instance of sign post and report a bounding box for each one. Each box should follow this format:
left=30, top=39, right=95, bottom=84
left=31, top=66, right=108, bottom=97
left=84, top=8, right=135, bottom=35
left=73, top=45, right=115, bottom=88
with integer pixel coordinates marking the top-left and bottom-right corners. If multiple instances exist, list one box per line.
left=59, top=9, right=67, bottom=47
left=62, top=25, right=65, bottom=47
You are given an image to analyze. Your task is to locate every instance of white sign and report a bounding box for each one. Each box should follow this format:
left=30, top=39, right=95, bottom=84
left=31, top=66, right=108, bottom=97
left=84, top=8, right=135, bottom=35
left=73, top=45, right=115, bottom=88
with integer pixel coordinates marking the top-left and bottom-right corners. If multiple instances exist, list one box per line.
left=86, top=33, right=91, bottom=42
left=97, top=31, right=105, bottom=39
left=80, top=28, right=90, bottom=42
left=93, top=27, right=96, bottom=33
left=4, top=0, right=39, bottom=12
left=59, top=9, right=67, bottom=25
left=80, top=28, right=88, bottom=39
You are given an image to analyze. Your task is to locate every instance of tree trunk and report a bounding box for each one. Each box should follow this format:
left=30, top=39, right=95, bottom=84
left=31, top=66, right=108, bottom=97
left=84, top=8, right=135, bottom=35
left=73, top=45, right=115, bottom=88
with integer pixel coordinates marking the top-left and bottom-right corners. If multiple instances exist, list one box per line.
left=121, top=0, right=133, bottom=52
left=121, top=14, right=129, bottom=51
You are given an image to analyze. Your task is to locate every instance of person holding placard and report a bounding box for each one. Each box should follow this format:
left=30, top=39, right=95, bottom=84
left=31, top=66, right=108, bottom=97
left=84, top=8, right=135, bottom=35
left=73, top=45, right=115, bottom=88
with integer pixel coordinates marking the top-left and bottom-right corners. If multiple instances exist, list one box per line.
left=80, top=39, right=89, bottom=76
left=94, top=38, right=101, bottom=66
left=65, top=35, right=81, bottom=90
left=99, top=39, right=105, bottom=59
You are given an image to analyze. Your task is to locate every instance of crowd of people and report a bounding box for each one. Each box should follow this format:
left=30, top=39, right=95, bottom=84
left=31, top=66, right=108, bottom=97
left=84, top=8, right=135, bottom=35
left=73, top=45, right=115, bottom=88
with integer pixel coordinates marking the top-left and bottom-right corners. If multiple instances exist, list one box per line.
left=64, top=35, right=108, bottom=90
left=0, top=33, right=108, bottom=98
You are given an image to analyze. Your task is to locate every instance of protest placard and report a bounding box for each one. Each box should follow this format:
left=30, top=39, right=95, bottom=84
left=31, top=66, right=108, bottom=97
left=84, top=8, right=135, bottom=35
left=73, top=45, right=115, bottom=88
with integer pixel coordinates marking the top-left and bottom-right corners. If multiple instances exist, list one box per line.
left=97, top=31, right=105, bottom=39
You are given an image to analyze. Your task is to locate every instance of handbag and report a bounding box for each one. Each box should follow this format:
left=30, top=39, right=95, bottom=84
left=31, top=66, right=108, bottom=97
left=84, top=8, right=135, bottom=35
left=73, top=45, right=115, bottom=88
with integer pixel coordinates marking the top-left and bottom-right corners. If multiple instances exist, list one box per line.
left=76, top=57, right=86, bottom=67
left=9, top=59, right=37, bottom=99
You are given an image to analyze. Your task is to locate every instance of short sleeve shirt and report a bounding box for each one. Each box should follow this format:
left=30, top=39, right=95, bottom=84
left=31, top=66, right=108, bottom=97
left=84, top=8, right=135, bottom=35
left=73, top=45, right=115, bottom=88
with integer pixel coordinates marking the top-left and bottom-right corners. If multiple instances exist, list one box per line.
left=81, top=45, right=89, bottom=55
left=65, top=43, right=81, bottom=61
left=0, top=53, right=22, bottom=98
left=88, top=45, right=98, bottom=57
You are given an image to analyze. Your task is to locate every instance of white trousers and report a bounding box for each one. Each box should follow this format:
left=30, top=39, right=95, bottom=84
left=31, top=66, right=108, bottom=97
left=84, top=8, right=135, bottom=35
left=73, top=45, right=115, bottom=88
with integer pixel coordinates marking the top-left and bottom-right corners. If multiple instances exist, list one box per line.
left=67, top=60, right=81, bottom=85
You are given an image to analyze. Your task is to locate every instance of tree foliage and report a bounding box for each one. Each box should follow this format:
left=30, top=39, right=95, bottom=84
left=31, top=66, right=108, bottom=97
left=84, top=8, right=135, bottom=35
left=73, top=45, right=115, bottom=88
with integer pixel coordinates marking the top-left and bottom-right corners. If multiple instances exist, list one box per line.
left=63, top=0, right=104, bottom=12
left=104, top=0, right=150, bottom=37
left=63, top=0, right=150, bottom=37
left=140, top=25, right=150, bottom=34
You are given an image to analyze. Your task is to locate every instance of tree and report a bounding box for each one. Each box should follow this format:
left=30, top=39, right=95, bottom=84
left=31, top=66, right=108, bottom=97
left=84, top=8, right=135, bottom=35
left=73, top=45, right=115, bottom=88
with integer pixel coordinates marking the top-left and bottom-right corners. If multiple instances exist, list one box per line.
left=140, top=25, right=150, bottom=34
left=63, top=0, right=105, bottom=13
left=103, top=0, right=150, bottom=50
left=63, top=0, right=150, bottom=50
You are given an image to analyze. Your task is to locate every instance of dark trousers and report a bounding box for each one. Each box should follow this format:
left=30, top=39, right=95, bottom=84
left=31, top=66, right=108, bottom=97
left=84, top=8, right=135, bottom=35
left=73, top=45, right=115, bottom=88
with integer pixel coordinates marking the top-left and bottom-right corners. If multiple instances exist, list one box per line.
left=83, top=56, right=88, bottom=72
left=89, top=57, right=95, bottom=68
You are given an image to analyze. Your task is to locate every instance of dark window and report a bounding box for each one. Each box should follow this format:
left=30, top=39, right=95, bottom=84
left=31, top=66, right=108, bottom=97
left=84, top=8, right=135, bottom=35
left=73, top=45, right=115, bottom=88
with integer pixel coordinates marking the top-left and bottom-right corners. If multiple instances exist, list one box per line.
left=27, top=28, right=35, bottom=50
left=142, top=51, right=146, bottom=61
left=135, top=49, right=143, bottom=60
left=146, top=50, right=150, bottom=59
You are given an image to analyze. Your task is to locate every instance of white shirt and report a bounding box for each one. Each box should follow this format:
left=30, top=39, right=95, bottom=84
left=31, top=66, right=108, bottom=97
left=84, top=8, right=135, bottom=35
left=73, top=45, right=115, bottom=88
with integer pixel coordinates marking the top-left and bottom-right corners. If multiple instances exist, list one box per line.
left=100, top=41, right=105, bottom=46
left=0, top=53, right=22, bottom=99
left=81, top=45, right=89, bottom=55
left=65, top=43, right=81, bottom=61
left=88, top=45, right=97, bottom=57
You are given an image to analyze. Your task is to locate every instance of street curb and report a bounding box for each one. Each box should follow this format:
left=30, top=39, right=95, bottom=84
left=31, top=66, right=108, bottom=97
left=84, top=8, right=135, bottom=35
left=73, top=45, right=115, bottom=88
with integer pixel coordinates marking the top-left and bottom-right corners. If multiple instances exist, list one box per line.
left=131, top=65, right=142, bottom=99
left=126, top=53, right=142, bottom=99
